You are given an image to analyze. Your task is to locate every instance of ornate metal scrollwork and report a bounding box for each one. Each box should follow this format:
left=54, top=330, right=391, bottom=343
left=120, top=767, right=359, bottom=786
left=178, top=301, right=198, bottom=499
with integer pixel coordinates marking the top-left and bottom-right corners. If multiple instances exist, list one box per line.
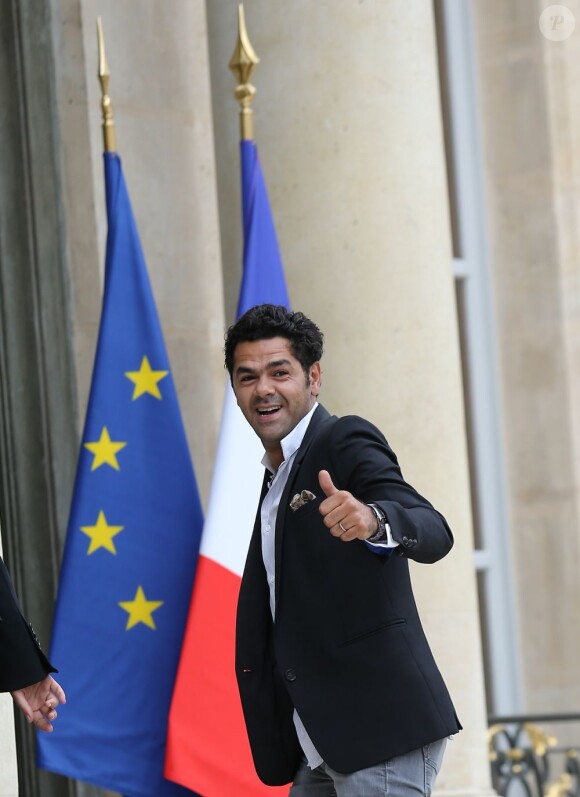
left=488, top=714, right=580, bottom=797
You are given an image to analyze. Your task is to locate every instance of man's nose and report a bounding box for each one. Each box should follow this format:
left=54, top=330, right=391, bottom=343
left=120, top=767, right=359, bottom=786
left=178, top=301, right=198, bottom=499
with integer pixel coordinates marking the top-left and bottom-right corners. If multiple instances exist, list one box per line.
left=255, top=376, right=274, bottom=397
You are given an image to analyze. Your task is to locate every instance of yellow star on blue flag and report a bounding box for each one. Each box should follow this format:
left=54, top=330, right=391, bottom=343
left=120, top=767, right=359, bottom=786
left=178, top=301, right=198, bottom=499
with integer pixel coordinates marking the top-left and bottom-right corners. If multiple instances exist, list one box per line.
left=125, top=355, right=168, bottom=400
left=84, top=427, right=127, bottom=471
left=119, top=585, right=164, bottom=630
left=80, top=510, right=124, bottom=555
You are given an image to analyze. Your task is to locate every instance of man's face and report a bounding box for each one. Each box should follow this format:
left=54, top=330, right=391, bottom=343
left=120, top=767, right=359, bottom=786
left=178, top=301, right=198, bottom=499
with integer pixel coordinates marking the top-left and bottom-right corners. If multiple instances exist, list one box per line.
left=232, top=336, right=321, bottom=465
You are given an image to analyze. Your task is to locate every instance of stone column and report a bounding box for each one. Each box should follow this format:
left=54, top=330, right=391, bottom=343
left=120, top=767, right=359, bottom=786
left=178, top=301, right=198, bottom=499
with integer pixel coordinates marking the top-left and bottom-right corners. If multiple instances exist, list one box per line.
left=207, top=1, right=495, bottom=793
left=473, top=0, right=580, bottom=715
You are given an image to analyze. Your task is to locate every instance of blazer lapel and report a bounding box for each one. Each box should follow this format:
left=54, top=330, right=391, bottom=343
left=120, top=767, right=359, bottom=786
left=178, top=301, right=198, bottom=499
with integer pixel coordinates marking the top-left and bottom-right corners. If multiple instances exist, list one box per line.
left=248, top=468, right=273, bottom=557
left=274, top=404, right=333, bottom=607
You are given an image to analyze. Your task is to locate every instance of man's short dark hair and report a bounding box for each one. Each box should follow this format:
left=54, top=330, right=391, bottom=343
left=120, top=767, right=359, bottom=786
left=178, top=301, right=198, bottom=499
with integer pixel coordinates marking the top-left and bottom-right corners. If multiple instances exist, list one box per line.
left=224, top=304, right=324, bottom=377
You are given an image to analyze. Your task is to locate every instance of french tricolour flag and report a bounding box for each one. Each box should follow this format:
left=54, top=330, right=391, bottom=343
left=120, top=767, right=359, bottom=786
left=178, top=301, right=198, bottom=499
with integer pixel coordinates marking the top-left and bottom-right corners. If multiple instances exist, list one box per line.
left=165, top=140, right=290, bottom=796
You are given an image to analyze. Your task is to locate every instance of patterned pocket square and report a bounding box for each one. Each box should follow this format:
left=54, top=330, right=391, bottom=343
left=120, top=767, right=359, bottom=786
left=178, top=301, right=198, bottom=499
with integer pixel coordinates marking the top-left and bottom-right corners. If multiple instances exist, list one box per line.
left=290, top=490, right=317, bottom=511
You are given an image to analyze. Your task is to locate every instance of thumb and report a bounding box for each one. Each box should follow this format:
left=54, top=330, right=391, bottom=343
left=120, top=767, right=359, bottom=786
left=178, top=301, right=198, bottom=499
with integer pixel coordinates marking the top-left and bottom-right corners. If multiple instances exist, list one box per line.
left=319, top=470, right=339, bottom=497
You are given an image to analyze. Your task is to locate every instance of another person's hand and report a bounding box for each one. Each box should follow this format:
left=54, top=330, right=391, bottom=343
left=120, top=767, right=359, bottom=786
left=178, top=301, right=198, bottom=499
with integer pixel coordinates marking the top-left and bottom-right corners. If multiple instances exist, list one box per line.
left=10, top=674, right=66, bottom=732
left=318, top=470, right=378, bottom=541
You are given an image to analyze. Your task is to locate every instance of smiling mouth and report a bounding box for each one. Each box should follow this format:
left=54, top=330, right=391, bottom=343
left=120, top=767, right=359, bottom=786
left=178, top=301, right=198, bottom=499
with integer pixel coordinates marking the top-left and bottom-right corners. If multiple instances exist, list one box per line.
left=256, top=405, right=282, bottom=417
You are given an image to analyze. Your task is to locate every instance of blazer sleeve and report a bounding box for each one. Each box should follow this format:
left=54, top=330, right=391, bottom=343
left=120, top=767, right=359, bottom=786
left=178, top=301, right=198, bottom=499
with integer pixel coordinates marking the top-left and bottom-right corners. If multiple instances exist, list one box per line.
left=328, top=415, right=454, bottom=564
left=0, top=556, right=56, bottom=692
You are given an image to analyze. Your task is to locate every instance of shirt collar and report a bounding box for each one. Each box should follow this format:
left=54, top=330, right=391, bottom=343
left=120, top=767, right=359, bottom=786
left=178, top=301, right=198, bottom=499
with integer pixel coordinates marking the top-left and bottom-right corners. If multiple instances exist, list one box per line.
left=262, top=402, right=319, bottom=474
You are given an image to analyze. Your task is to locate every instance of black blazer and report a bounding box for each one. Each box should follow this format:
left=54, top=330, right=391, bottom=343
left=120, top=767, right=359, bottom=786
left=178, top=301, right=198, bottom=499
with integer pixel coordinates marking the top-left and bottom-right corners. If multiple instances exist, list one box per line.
left=236, top=405, right=461, bottom=785
left=0, top=555, right=55, bottom=692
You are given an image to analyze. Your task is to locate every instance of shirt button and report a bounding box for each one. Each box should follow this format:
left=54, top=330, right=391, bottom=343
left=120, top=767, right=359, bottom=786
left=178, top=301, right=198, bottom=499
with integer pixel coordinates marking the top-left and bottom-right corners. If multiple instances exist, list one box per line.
left=265, top=524, right=271, bottom=532
left=285, top=668, right=297, bottom=682
left=268, top=575, right=275, bottom=585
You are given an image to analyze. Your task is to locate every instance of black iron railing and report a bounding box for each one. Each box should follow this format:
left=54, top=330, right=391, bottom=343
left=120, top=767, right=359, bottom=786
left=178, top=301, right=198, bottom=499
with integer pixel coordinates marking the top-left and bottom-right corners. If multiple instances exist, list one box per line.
left=488, top=713, right=580, bottom=796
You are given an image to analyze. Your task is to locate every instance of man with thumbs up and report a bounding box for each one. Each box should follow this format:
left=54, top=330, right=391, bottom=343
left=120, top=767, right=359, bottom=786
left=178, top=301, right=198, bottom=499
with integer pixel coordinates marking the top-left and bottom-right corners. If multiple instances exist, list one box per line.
left=227, top=304, right=461, bottom=796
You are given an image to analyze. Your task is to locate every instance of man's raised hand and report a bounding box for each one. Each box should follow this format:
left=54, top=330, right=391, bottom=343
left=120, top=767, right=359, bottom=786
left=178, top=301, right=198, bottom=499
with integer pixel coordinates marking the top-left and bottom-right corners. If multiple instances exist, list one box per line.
left=318, top=470, right=378, bottom=542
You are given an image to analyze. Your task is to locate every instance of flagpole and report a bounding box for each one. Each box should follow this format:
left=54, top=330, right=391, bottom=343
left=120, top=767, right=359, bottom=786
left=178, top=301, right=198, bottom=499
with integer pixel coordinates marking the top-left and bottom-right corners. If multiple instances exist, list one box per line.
left=229, top=3, right=260, bottom=141
left=97, top=17, right=116, bottom=153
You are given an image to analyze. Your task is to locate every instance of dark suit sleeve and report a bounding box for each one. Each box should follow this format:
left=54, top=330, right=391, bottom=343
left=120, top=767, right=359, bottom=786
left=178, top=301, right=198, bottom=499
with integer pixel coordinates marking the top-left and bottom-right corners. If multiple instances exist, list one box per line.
left=329, top=416, right=454, bottom=564
left=0, top=556, right=56, bottom=692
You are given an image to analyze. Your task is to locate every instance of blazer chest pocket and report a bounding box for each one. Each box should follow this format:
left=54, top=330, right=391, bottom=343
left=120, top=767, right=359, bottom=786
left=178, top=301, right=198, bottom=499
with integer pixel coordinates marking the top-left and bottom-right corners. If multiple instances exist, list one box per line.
left=289, top=497, right=322, bottom=518
left=338, top=618, right=407, bottom=647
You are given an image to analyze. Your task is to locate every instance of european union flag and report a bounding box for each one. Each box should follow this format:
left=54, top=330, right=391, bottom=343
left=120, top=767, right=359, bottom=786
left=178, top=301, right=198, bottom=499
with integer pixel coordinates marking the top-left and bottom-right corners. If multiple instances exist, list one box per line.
left=37, top=153, right=201, bottom=797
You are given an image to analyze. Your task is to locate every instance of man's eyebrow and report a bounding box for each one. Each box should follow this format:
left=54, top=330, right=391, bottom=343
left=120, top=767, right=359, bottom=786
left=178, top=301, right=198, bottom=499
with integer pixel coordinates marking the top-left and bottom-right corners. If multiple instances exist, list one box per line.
left=234, top=358, right=292, bottom=376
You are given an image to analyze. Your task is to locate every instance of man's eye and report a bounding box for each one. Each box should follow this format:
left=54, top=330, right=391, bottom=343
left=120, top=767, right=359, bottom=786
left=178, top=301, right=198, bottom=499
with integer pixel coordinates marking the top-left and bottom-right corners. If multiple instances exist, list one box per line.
left=239, top=375, right=255, bottom=383
left=274, top=370, right=288, bottom=377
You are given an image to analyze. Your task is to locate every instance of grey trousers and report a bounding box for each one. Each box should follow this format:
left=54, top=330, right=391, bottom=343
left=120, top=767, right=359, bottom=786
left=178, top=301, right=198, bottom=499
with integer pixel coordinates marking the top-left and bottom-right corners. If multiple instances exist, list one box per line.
left=288, top=737, right=448, bottom=797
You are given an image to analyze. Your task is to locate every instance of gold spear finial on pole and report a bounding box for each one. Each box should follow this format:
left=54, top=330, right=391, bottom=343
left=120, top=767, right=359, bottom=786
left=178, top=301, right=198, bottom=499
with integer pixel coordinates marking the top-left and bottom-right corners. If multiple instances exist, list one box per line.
left=97, top=17, right=116, bottom=153
left=229, top=4, right=260, bottom=141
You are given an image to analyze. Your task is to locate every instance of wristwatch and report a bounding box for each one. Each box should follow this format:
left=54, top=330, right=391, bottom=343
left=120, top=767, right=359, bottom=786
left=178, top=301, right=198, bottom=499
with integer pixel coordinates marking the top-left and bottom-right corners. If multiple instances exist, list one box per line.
left=366, top=503, right=388, bottom=543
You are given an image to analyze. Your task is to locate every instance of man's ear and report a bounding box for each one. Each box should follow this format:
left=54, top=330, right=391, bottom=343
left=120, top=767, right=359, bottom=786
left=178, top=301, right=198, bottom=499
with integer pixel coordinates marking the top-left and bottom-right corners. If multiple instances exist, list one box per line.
left=310, top=362, right=322, bottom=396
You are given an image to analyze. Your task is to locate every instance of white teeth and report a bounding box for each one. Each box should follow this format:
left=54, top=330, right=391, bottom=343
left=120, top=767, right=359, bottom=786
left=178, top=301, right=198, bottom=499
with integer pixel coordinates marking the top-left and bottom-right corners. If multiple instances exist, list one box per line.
left=258, top=406, right=280, bottom=415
